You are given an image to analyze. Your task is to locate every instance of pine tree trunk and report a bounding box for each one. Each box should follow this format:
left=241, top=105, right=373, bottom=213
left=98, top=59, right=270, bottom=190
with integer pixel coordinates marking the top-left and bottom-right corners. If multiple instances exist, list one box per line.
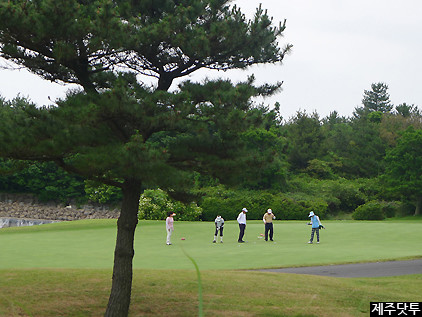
left=105, top=179, right=142, bottom=317
left=414, top=196, right=422, bottom=216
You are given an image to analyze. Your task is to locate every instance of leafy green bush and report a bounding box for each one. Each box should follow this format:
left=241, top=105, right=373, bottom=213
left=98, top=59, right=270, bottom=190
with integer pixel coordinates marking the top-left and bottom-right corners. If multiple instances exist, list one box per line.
left=85, top=181, right=122, bottom=204
left=138, top=189, right=202, bottom=221
left=287, top=175, right=366, bottom=215
left=352, top=201, right=385, bottom=220
left=0, top=160, right=86, bottom=203
left=198, top=186, right=328, bottom=221
left=305, top=159, right=335, bottom=179
left=382, top=201, right=401, bottom=218
left=352, top=200, right=402, bottom=220
left=397, top=202, right=417, bottom=217
left=199, top=187, right=248, bottom=221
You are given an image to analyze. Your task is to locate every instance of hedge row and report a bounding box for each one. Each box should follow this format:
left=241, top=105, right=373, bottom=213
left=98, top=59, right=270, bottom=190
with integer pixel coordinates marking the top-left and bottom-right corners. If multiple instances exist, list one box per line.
left=137, top=187, right=328, bottom=221
left=138, top=188, right=405, bottom=222
left=198, top=187, right=327, bottom=221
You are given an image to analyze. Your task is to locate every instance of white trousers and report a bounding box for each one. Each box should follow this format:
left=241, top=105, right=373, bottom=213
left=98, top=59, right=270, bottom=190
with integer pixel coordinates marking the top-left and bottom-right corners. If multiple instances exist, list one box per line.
left=166, top=228, right=174, bottom=244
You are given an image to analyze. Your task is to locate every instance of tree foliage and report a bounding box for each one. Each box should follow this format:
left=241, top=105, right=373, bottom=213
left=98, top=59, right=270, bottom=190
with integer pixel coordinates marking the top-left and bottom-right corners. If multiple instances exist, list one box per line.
left=285, top=111, right=325, bottom=171
left=383, top=127, right=422, bottom=215
left=354, top=82, right=393, bottom=117
left=0, top=0, right=291, bottom=315
left=138, top=188, right=202, bottom=221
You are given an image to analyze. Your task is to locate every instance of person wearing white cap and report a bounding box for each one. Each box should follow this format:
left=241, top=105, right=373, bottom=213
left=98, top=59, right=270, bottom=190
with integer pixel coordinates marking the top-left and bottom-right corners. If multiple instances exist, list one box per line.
left=307, top=211, right=322, bottom=244
left=213, top=215, right=224, bottom=243
left=263, top=208, right=276, bottom=241
left=237, top=208, right=248, bottom=243
left=166, top=211, right=176, bottom=245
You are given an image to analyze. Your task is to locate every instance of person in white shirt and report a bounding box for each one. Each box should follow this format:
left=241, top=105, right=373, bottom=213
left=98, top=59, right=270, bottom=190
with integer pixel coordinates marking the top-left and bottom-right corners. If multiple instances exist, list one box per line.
left=213, top=215, right=224, bottom=243
left=237, top=208, right=248, bottom=243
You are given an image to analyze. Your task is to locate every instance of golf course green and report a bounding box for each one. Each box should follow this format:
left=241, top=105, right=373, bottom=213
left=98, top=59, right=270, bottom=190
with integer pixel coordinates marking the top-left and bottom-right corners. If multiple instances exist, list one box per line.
left=1, top=219, right=422, bottom=270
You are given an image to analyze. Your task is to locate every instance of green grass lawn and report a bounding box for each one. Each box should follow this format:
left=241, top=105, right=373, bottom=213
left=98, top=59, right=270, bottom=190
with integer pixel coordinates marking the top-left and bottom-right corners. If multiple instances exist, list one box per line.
left=1, top=219, right=422, bottom=316
left=1, top=268, right=422, bottom=316
left=1, top=219, right=422, bottom=269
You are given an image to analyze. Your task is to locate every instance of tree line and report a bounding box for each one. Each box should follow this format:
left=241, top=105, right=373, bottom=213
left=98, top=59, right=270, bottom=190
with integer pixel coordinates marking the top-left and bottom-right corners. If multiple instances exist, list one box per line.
left=2, top=82, right=421, bottom=219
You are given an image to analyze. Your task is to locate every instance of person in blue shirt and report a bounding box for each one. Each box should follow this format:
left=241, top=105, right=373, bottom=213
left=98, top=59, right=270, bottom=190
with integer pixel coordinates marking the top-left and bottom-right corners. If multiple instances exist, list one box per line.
left=307, top=211, right=322, bottom=244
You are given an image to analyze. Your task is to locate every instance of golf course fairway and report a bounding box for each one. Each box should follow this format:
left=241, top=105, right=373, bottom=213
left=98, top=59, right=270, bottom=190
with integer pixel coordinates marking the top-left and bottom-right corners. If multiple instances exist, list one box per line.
left=1, top=219, right=422, bottom=270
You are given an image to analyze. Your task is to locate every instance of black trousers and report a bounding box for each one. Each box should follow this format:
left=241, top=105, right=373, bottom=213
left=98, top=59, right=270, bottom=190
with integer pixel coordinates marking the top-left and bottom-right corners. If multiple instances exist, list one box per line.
left=310, top=228, right=320, bottom=242
left=238, top=224, right=246, bottom=242
left=265, top=222, right=273, bottom=241
left=214, top=227, right=224, bottom=236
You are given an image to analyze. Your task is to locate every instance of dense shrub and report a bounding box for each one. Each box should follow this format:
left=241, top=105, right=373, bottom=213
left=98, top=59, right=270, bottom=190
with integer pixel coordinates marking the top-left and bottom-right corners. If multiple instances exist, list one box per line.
left=85, top=181, right=122, bottom=204
left=356, top=177, right=383, bottom=201
left=305, top=159, right=335, bottom=179
left=199, top=188, right=249, bottom=221
left=287, top=176, right=366, bottom=215
left=382, top=201, right=401, bottom=218
left=138, top=189, right=202, bottom=221
left=352, top=201, right=385, bottom=220
left=352, top=200, right=402, bottom=220
left=198, top=186, right=328, bottom=221
left=0, top=160, right=86, bottom=203
left=397, top=202, right=417, bottom=216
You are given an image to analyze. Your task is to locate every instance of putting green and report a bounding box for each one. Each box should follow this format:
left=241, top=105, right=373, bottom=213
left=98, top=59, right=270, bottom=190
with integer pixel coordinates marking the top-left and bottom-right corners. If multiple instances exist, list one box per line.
left=1, top=219, right=421, bottom=270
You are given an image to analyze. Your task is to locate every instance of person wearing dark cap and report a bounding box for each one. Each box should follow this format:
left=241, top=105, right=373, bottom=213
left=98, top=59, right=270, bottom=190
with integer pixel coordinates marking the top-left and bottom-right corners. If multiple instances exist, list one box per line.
left=263, top=208, right=276, bottom=241
left=237, top=207, right=248, bottom=243
left=307, top=211, right=322, bottom=244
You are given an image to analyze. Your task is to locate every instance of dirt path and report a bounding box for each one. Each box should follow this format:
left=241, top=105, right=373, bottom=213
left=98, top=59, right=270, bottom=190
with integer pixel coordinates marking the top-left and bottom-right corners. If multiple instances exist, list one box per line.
left=258, top=259, right=422, bottom=278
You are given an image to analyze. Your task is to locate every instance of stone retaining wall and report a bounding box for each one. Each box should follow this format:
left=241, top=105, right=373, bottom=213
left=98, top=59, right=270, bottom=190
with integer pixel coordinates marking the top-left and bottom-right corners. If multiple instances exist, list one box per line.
left=0, top=193, right=120, bottom=221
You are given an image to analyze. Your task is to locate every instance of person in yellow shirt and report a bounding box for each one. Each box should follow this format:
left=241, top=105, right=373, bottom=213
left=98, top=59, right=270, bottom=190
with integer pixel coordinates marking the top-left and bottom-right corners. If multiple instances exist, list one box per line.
left=263, top=209, right=276, bottom=241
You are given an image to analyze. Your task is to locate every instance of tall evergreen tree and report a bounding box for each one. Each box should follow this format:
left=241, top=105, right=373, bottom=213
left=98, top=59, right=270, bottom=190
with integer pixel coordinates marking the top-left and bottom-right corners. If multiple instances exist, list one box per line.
left=354, top=82, right=393, bottom=118
left=383, top=127, right=422, bottom=216
left=285, top=111, right=325, bottom=171
left=0, top=1, right=291, bottom=315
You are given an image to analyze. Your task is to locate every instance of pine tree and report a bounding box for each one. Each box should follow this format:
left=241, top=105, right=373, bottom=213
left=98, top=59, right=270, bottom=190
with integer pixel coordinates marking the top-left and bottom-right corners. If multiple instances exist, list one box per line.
left=362, top=82, right=393, bottom=113
left=0, top=1, right=291, bottom=315
left=354, top=82, right=393, bottom=119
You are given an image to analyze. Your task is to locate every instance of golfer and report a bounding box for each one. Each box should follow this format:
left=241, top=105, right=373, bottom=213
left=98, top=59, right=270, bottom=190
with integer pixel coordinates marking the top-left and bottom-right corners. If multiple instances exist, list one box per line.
left=237, top=207, right=248, bottom=243
left=307, top=211, right=322, bottom=244
left=166, top=211, right=176, bottom=245
left=263, top=208, right=276, bottom=241
left=213, top=215, right=224, bottom=243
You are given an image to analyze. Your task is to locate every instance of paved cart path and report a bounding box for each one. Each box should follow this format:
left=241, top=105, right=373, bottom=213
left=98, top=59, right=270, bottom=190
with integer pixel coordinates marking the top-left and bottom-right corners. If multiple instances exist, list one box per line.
left=259, top=259, right=422, bottom=278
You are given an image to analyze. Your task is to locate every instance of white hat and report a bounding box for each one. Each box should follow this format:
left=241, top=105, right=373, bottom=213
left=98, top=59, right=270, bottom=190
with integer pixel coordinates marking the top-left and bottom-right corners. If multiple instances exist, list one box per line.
left=242, top=208, right=248, bottom=212
left=267, top=209, right=272, bottom=213
left=308, top=211, right=315, bottom=217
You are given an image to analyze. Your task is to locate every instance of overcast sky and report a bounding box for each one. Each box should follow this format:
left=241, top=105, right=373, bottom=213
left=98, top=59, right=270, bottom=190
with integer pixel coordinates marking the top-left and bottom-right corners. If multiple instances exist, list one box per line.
left=1, top=0, right=421, bottom=120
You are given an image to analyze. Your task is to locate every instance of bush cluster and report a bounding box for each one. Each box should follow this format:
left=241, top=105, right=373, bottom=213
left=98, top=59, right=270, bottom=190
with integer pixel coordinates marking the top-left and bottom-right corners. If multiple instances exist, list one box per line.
left=0, top=161, right=86, bottom=203
left=287, top=176, right=367, bottom=215
left=352, top=200, right=401, bottom=220
left=198, top=186, right=328, bottom=221
left=138, top=189, right=202, bottom=221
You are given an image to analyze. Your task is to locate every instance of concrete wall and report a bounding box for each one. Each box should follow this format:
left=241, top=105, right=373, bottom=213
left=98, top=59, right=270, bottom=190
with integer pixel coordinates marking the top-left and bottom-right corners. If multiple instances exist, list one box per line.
left=0, top=193, right=120, bottom=221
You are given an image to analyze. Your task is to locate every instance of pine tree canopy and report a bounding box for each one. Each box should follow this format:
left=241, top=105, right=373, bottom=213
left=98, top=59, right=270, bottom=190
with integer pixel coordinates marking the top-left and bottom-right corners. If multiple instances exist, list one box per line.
left=0, top=0, right=291, bottom=193
left=361, top=82, right=393, bottom=113
left=0, top=1, right=291, bottom=314
left=0, top=0, right=292, bottom=91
